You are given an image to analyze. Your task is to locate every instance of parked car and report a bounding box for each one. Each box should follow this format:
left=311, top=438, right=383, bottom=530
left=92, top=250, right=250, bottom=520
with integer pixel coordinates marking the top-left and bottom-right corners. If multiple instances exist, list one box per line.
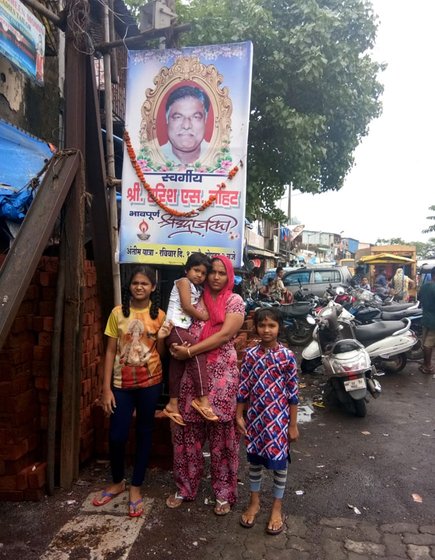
left=282, top=265, right=352, bottom=297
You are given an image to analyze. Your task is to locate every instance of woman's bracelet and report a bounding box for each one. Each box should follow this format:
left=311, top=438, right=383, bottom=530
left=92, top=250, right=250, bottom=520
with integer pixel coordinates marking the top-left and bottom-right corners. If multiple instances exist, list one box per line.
left=187, top=348, right=192, bottom=358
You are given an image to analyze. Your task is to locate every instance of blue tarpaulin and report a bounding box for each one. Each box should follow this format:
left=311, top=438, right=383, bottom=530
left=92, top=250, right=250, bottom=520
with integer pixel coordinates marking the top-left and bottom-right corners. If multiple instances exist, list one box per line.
left=0, top=119, right=53, bottom=221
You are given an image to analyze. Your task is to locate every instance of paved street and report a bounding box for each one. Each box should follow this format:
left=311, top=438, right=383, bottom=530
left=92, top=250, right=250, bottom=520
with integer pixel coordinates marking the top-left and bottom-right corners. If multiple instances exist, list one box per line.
left=1, top=356, right=434, bottom=559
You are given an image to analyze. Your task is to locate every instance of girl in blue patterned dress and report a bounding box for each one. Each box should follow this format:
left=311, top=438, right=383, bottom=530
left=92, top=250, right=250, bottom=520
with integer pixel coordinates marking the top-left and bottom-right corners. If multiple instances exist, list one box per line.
left=236, top=307, right=299, bottom=535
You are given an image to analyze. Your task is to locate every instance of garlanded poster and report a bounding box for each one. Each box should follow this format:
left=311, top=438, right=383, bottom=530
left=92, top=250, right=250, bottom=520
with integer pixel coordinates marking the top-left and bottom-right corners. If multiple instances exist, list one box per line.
left=120, top=42, right=253, bottom=266
left=0, top=0, right=45, bottom=84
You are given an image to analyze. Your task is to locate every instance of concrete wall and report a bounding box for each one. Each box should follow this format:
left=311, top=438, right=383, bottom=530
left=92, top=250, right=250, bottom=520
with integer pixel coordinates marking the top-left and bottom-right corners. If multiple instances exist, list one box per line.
left=0, top=54, right=61, bottom=146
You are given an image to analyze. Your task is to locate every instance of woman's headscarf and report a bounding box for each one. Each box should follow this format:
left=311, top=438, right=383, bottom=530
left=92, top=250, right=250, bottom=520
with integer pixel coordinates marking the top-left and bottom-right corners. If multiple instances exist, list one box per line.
left=199, top=255, right=235, bottom=355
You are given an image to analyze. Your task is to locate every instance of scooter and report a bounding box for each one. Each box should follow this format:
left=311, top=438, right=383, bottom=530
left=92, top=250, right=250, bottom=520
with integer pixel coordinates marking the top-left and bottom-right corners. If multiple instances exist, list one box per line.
left=302, top=302, right=417, bottom=374
left=303, top=307, right=381, bottom=417
left=339, top=289, right=423, bottom=361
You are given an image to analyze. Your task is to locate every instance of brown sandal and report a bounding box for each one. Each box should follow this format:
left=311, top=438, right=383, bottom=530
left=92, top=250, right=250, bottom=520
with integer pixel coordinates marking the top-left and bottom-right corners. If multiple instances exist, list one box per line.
left=191, top=399, right=218, bottom=421
left=163, top=407, right=186, bottom=426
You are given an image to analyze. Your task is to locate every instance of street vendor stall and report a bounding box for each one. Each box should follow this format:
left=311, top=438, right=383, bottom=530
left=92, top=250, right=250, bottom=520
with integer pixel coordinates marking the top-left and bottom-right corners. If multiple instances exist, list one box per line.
left=357, top=252, right=417, bottom=300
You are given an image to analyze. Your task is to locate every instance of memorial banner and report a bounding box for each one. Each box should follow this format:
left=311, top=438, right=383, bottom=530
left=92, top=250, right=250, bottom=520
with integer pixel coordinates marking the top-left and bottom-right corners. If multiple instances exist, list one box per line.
left=120, top=42, right=253, bottom=266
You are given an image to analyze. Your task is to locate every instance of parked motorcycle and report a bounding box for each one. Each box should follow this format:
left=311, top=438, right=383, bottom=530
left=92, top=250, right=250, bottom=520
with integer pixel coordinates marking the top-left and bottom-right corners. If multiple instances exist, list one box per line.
left=245, top=286, right=319, bottom=346
left=301, top=301, right=417, bottom=374
left=280, top=301, right=315, bottom=345
left=280, top=283, right=326, bottom=346
left=332, top=287, right=423, bottom=361
left=304, top=307, right=381, bottom=417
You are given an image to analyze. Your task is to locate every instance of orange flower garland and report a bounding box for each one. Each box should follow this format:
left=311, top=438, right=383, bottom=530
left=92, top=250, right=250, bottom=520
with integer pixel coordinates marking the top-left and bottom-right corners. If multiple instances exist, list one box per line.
left=124, top=130, right=240, bottom=217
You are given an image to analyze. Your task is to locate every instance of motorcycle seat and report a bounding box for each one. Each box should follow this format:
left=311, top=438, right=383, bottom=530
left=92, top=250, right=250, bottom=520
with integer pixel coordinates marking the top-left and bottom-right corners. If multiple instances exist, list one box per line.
left=280, top=302, right=311, bottom=317
left=381, top=302, right=417, bottom=312
left=354, top=320, right=408, bottom=345
left=380, top=309, right=422, bottom=321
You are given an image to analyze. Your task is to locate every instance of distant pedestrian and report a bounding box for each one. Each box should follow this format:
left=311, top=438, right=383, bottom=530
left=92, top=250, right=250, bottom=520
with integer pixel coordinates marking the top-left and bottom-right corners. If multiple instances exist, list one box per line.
left=374, top=267, right=389, bottom=297
left=236, top=307, right=299, bottom=535
left=417, top=266, right=435, bottom=375
left=392, top=267, right=415, bottom=302
left=360, top=277, right=372, bottom=291
left=351, top=265, right=365, bottom=288
left=270, top=266, right=285, bottom=301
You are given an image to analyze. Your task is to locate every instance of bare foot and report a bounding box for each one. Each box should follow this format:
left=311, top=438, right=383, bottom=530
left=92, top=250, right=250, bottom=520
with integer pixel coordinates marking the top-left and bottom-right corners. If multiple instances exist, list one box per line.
left=267, top=512, right=285, bottom=532
left=92, top=480, right=126, bottom=506
left=197, top=395, right=212, bottom=408
left=164, top=404, right=181, bottom=416
left=240, top=503, right=260, bottom=527
left=128, top=486, right=144, bottom=517
left=240, top=493, right=260, bottom=527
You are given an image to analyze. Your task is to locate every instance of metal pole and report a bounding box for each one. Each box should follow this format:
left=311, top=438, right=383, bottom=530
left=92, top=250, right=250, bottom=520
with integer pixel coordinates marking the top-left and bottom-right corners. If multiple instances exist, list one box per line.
left=103, top=0, right=121, bottom=305
left=287, top=182, right=292, bottom=224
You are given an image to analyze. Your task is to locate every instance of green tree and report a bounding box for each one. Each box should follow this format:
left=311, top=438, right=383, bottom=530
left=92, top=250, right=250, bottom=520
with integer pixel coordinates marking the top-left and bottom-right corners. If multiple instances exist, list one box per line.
left=423, top=205, right=435, bottom=234
left=175, top=0, right=384, bottom=221
left=375, top=238, right=406, bottom=245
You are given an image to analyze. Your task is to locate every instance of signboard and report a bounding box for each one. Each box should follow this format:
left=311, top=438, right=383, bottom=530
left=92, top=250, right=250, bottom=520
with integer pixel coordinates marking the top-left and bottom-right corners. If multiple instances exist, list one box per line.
left=0, top=0, right=45, bottom=84
left=120, top=42, right=253, bottom=267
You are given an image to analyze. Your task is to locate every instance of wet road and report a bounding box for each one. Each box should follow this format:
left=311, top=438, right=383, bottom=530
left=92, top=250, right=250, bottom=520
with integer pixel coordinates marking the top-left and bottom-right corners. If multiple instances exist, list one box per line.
left=0, top=356, right=434, bottom=559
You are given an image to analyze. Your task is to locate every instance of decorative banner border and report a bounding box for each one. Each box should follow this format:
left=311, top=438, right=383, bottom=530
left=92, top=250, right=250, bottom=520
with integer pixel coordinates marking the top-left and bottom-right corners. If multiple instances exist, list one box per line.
left=120, top=42, right=253, bottom=267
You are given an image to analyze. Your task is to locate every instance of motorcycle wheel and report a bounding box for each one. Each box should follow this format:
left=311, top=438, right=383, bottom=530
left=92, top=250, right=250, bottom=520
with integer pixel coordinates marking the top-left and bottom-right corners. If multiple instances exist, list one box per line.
left=301, top=357, right=322, bottom=374
left=377, top=353, right=407, bottom=374
left=329, top=379, right=367, bottom=417
left=353, top=399, right=367, bottom=418
left=285, top=321, right=313, bottom=346
left=406, top=339, right=424, bottom=361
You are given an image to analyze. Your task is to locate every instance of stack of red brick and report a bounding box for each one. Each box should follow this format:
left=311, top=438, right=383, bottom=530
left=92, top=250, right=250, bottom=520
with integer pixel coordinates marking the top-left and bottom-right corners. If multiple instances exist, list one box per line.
left=0, top=255, right=104, bottom=501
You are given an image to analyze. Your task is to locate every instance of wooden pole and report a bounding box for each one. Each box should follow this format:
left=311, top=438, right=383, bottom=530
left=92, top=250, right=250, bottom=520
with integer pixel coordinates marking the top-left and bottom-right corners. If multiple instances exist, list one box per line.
left=46, top=229, right=66, bottom=495
left=60, top=31, right=86, bottom=489
left=103, top=0, right=121, bottom=305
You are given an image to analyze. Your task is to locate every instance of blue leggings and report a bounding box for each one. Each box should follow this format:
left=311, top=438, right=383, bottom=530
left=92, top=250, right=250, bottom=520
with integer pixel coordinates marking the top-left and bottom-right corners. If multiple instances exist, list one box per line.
left=249, top=464, right=288, bottom=499
left=109, top=384, right=161, bottom=487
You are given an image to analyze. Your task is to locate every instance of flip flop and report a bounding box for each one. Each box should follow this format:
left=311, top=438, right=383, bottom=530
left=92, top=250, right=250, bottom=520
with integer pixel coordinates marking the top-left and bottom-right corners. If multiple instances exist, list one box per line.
left=162, top=408, right=186, bottom=426
left=239, top=508, right=260, bottom=528
left=266, top=514, right=287, bottom=535
left=92, top=485, right=126, bottom=506
left=191, top=399, right=219, bottom=422
left=128, top=497, right=144, bottom=518
left=419, top=365, right=434, bottom=375
left=166, top=492, right=185, bottom=509
left=214, top=499, right=231, bottom=516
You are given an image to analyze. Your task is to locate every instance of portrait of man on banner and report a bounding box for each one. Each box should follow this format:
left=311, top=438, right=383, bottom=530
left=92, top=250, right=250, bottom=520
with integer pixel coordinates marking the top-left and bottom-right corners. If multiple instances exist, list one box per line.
left=158, top=84, right=211, bottom=165
left=138, top=54, right=233, bottom=173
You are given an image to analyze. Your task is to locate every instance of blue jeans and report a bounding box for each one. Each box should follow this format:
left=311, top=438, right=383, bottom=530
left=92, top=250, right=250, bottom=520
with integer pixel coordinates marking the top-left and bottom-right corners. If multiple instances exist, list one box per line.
left=109, top=384, right=161, bottom=487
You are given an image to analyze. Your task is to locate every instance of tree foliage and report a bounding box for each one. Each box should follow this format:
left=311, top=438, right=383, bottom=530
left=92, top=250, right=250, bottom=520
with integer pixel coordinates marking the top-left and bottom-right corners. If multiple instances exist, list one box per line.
left=375, top=237, right=435, bottom=259
left=173, top=0, right=384, bottom=221
left=375, top=238, right=406, bottom=246
left=423, top=205, right=435, bottom=234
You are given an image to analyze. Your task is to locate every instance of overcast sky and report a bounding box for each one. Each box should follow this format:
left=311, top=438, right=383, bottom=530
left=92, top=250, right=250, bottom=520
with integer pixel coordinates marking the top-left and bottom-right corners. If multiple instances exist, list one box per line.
left=288, top=0, right=435, bottom=244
